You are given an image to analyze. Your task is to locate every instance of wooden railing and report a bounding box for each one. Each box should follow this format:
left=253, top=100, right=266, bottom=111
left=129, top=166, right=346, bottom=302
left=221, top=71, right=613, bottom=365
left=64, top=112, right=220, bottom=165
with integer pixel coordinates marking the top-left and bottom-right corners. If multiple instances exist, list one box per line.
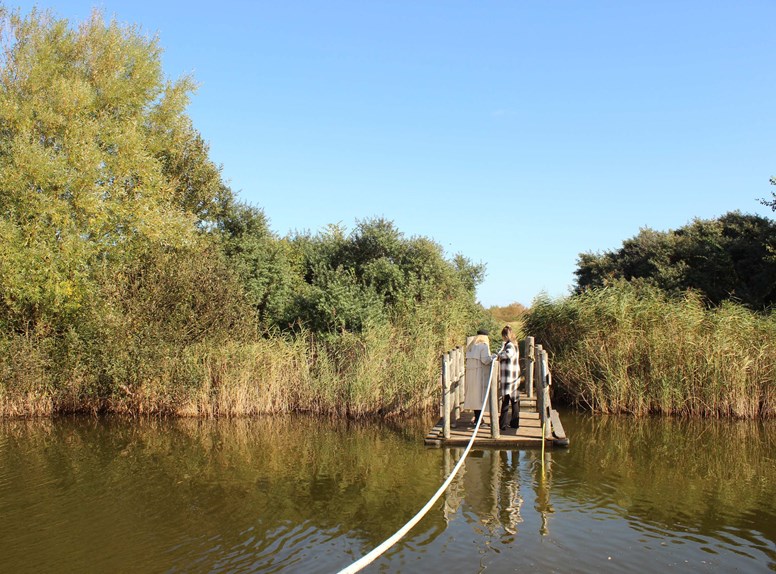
left=440, top=335, right=567, bottom=445
left=440, top=344, right=500, bottom=439
left=529, top=336, right=567, bottom=444
left=440, top=347, right=464, bottom=439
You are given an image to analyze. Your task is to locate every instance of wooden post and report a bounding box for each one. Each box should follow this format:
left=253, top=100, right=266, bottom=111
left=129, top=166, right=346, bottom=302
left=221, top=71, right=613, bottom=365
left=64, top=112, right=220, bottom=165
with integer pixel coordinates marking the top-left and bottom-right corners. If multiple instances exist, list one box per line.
left=454, top=347, right=463, bottom=423
left=541, top=349, right=553, bottom=440
left=524, top=336, right=535, bottom=399
left=442, top=352, right=451, bottom=439
left=458, top=346, right=466, bottom=413
left=489, top=357, right=500, bottom=439
left=535, top=344, right=545, bottom=429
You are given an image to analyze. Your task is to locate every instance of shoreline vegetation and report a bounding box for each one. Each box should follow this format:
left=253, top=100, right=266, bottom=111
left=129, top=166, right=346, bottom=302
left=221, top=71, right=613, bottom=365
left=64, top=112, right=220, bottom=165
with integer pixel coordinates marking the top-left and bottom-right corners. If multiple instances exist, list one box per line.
left=526, top=284, right=775, bottom=419
left=0, top=325, right=463, bottom=418
left=0, top=9, right=489, bottom=418
left=1, top=9, right=773, bottom=420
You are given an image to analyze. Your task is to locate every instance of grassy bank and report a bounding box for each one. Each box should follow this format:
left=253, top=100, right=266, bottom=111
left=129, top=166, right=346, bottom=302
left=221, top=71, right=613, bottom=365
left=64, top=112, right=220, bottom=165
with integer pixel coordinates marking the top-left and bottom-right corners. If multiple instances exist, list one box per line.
left=525, top=283, right=776, bottom=418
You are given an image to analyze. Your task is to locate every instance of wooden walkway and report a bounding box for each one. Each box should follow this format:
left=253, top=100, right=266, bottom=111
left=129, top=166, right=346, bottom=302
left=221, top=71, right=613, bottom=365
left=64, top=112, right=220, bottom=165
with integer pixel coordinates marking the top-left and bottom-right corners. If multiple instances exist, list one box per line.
left=424, top=394, right=568, bottom=448
left=425, top=337, right=570, bottom=449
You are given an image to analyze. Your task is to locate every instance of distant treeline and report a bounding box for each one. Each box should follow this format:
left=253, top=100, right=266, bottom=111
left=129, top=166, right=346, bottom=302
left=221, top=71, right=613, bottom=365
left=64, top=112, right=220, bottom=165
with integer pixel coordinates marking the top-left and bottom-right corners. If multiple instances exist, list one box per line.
left=575, top=212, right=776, bottom=310
left=0, top=9, right=492, bottom=416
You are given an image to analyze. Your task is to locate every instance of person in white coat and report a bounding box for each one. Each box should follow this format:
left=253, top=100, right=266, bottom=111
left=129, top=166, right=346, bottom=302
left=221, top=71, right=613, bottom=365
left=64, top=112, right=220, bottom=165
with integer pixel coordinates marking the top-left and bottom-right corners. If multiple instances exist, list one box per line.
left=464, top=329, right=495, bottom=425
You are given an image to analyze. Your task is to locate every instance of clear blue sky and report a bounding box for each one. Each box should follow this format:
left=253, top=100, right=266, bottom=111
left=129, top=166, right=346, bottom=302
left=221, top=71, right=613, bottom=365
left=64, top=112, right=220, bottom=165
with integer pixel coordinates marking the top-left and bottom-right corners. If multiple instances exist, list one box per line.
left=14, top=1, right=776, bottom=307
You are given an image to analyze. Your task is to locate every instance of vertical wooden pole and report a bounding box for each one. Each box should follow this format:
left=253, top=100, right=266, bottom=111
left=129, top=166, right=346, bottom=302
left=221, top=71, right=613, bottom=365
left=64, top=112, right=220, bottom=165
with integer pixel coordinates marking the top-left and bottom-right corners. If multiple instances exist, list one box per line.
left=453, top=347, right=462, bottom=424
left=489, top=357, right=500, bottom=439
left=458, top=346, right=465, bottom=413
left=541, top=349, right=553, bottom=440
left=442, top=352, right=451, bottom=439
left=536, top=344, right=545, bottom=429
left=524, top=336, right=535, bottom=399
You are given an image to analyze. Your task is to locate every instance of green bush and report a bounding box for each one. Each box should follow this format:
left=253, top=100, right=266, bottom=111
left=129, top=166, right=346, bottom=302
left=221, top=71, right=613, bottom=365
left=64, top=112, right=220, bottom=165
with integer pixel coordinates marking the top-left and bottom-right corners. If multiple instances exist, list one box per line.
left=575, top=212, right=776, bottom=310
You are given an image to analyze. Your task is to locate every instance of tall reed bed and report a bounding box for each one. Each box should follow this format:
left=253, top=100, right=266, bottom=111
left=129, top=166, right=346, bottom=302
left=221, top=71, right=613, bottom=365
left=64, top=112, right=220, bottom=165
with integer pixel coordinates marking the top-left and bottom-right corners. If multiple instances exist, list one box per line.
left=525, top=283, right=776, bottom=418
left=0, top=318, right=458, bottom=418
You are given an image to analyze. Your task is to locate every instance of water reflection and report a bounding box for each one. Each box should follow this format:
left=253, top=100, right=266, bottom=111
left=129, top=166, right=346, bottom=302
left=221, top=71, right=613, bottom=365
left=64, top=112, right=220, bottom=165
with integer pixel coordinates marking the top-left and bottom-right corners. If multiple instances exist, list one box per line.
left=444, top=449, right=525, bottom=536
left=0, top=416, right=448, bottom=573
left=0, top=412, right=773, bottom=573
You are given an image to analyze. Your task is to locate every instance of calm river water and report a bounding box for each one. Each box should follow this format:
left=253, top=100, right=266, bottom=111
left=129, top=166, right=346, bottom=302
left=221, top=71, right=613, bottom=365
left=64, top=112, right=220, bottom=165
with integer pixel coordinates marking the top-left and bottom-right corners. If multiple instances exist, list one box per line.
left=0, top=410, right=774, bottom=573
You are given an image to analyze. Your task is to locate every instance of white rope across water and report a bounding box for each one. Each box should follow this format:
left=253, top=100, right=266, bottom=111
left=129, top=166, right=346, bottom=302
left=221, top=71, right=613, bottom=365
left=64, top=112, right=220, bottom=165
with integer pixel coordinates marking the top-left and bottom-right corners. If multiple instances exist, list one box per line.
left=337, top=360, right=498, bottom=574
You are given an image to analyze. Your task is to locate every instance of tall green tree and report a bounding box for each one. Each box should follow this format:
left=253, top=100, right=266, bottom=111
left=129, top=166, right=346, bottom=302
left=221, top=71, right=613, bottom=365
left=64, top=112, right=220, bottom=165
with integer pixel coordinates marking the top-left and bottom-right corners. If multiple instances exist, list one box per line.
left=0, top=8, right=231, bottom=333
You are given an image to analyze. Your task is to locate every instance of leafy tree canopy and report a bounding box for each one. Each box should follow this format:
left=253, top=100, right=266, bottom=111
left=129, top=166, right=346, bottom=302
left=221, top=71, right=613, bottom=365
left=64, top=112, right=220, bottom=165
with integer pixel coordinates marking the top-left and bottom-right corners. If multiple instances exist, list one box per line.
left=761, top=176, right=776, bottom=211
left=574, top=211, right=776, bottom=310
left=281, top=218, right=485, bottom=334
left=0, top=8, right=231, bottom=332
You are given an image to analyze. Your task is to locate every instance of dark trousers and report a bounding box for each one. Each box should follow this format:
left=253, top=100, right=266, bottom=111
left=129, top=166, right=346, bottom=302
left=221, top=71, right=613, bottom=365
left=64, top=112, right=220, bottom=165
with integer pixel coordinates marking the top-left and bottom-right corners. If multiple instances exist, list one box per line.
left=499, top=395, right=520, bottom=430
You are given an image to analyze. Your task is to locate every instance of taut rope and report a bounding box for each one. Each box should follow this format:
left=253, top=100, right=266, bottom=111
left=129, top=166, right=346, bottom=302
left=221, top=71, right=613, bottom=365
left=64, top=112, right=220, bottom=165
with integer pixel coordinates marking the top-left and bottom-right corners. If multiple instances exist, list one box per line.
left=337, top=360, right=497, bottom=574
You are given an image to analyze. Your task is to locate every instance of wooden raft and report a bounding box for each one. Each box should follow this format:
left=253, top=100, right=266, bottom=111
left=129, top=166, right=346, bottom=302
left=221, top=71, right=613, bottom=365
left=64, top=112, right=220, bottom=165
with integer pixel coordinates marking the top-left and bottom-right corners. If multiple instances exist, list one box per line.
left=424, top=395, right=568, bottom=448
left=424, top=337, right=570, bottom=449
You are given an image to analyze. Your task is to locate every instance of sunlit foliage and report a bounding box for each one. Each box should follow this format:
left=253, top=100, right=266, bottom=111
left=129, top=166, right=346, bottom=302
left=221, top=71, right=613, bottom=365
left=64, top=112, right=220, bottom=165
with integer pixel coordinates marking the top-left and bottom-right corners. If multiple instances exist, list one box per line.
left=0, top=7, right=231, bottom=335
left=575, top=212, right=776, bottom=310
left=0, top=8, right=487, bottom=416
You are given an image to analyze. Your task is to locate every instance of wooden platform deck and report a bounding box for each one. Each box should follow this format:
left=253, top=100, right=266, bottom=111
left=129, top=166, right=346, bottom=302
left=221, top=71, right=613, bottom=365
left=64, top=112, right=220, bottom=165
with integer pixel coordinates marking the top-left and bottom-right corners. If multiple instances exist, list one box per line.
left=431, top=339, right=570, bottom=449
left=424, top=395, right=569, bottom=448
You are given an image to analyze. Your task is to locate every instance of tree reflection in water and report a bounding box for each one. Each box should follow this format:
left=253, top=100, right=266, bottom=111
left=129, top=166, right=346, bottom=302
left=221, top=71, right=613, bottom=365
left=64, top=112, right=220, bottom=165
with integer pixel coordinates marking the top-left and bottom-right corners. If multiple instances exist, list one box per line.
left=0, top=412, right=773, bottom=573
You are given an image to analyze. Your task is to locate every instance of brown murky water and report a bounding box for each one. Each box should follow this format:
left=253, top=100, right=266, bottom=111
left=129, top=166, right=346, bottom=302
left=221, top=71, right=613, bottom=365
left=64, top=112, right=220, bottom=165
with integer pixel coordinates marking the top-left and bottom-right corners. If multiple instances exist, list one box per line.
left=0, top=411, right=773, bottom=573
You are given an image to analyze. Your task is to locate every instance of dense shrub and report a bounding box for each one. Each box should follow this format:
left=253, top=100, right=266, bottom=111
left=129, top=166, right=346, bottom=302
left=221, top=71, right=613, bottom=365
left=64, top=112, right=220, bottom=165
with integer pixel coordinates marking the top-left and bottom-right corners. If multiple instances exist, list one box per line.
left=575, top=212, right=776, bottom=310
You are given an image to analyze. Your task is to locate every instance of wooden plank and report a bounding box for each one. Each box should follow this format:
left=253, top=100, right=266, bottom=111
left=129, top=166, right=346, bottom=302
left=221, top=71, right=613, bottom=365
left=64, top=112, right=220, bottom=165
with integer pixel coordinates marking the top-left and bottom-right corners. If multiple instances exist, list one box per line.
left=549, top=409, right=567, bottom=440
left=424, top=409, right=557, bottom=448
left=425, top=391, right=569, bottom=448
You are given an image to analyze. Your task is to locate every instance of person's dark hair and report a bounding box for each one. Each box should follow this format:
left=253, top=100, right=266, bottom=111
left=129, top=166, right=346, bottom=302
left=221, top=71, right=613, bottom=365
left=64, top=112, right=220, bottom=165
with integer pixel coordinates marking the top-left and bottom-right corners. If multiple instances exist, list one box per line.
left=501, top=325, right=514, bottom=342
left=476, top=329, right=489, bottom=336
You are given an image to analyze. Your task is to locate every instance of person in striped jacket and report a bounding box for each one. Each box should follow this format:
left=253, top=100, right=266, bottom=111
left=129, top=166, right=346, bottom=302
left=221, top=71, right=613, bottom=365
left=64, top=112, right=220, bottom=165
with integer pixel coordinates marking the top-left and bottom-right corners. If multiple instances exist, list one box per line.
left=497, top=325, right=520, bottom=430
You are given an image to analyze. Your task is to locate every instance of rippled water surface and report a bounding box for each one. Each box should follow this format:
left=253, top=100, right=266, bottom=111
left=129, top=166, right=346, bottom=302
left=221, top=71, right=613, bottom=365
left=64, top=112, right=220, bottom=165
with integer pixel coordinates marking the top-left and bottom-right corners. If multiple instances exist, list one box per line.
left=0, top=411, right=773, bottom=573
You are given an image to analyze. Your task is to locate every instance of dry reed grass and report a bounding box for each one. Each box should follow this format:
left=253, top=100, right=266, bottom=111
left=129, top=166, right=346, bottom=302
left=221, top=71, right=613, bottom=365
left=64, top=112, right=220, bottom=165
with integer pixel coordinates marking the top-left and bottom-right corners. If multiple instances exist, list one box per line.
left=0, top=320, right=457, bottom=418
left=526, top=284, right=776, bottom=418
